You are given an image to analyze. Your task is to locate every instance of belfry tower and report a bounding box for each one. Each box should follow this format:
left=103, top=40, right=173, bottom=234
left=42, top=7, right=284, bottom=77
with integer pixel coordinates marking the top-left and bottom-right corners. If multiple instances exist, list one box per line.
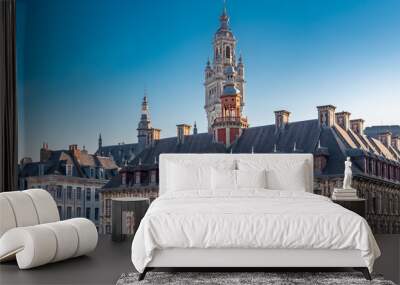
left=204, top=3, right=245, bottom=133
left=212, top=66, right=248, bottom=147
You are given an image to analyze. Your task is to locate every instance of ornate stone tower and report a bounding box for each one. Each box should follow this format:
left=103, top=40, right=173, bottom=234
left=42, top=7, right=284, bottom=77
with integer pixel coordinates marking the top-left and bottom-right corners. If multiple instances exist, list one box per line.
left=204, top=4, right=245, bottom=133
left=137, top=95, right=161, bottom=151
left=212, top=66, right=248, bottom=147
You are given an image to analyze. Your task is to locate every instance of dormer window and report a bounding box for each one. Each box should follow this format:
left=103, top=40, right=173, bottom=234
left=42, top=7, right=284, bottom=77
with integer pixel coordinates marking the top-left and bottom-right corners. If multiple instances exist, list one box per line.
left=98, top=167, right=104, bottom=179
left=66, top=164, right=73, bottom=176
left=122, top=173, right=127, bottom=185
left=90, top=167, right=95, bottom=178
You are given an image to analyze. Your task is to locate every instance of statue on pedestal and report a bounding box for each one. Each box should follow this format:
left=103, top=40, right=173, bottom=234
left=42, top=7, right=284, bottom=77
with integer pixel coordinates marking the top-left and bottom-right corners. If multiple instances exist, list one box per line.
left=332, top=157, right=358, bottom=200
left=343, top=157, right=353, bottom=190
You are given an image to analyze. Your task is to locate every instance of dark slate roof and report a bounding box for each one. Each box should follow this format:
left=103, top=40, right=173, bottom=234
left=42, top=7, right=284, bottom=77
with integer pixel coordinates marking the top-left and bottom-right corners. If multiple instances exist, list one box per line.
left=19, top=162, right=41, bottom=177
left=320, top=127, right=349, bottom=175
left=96, top=143, right=139, bottom=166
left=20, top=149, right=118, bottom=179
left=104, top=120, right=399, bottom=189
left=365, top=125, right=400, bottom=138
left=103, top=175, right=122, bottom=189
left=231, top=120, right=320, bottom=154
left=130, top=133, right=226, bottom=166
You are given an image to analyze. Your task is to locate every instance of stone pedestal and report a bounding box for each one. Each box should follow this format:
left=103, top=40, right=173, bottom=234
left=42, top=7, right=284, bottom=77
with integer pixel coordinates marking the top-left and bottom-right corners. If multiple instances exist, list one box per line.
left=331, top=188, right=358, bottom=200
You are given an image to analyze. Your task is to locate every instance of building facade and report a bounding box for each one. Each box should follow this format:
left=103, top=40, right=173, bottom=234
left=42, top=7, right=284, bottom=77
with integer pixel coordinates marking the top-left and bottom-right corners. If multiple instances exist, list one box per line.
left=19, top=144, right=118, bottom=230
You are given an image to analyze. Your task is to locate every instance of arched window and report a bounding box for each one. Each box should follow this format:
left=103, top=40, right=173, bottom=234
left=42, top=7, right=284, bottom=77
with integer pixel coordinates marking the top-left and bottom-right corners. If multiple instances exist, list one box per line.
left=226, top=46, right=230, bottom=59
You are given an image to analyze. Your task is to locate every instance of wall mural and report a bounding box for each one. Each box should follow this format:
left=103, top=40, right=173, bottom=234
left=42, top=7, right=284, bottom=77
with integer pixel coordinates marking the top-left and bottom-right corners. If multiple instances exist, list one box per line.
left=16, top=0, right=400, bottom=234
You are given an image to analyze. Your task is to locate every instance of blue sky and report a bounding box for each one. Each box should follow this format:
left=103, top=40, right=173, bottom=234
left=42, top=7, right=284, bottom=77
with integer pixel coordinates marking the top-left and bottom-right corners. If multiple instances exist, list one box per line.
left=17, top=0, right=400, bottom=160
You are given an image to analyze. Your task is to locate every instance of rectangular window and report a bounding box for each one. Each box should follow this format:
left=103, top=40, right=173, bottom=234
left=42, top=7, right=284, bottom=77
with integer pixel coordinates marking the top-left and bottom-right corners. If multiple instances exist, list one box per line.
left=66, top=164, right=73, bottom=176
left=66, top=206, right=72, bottom=219
left=95, top=208, right=99, bottom=220
left=151, top=171, right=156, bottom=184
left=76, top=207, right=81, bottom=217
left=67, top=186, right=72, bottom=200
left=105, top=199, right=111, bottom=216
left=86, top=207, right=91, bottom=219
left=76, top=187, right=82, bottom=200
left=86, top=188, right=91, bottom=201
left=90, top=168, right=95, bottom=178
left=56, top=186, right=62, bottom=199
left=106, top=225, right=111, bottom=234
left=95, top=189, right=99, bottom=201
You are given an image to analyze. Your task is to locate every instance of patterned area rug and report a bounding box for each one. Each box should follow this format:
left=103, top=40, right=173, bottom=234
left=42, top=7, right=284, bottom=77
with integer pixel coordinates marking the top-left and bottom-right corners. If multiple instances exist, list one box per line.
left=116, top=271, right=396, bottom=285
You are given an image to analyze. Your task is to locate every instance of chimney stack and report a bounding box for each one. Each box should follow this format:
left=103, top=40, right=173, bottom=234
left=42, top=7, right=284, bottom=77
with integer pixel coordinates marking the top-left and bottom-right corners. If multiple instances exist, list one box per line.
left=40, top=142, right=51, bottom=162
left=149, top=128, right=161, bottom=146
left=391, top=136, right=400, bottom=150
left=350, top=119, right=365, bottom=136
left=274, top=110, right=290, bottom=131
left=177, top=124, right=191, bottom=144
left=378, top=132, right=392, bottom=148
left=69, top=144, right=81, bottom=160
left=317, top=105, right=336, bottom=127
left=335, top=111, right=351, bottom=131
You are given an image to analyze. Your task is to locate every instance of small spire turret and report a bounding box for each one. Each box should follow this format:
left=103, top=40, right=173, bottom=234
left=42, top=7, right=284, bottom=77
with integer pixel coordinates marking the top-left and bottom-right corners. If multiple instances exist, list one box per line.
left=193, top=121, right=198, bottom=135
left=98, top=133, right=102, bottom=150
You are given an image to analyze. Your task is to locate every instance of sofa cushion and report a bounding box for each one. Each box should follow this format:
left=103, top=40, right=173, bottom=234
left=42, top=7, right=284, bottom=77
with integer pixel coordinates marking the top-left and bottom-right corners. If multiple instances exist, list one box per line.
left=24, top=189, right=60, bottom=224
left=42, top=221, right=79, bottom=262
left=0, top=196, right=17, bottom=238
left=0, top=192, right=39, bottom=227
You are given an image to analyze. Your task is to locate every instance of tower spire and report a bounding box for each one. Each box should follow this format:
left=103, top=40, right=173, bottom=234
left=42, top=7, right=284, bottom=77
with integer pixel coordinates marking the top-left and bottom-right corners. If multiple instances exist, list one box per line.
left=193, top=121, right=198, bottom=135
left=220, top=0, right=229, bottom=29
left=98, top=133, right=102, bottom=150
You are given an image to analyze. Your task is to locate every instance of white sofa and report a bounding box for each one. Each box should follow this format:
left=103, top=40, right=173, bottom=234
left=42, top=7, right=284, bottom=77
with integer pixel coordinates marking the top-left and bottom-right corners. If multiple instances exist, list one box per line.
left=0, top=189, right=98, bottom=269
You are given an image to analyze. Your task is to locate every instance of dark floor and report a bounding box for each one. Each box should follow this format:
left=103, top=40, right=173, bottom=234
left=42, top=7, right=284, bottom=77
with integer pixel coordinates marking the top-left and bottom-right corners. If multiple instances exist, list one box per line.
left=0, top=235, right=134, bottom=285
left=0, top=234, right=399, bottom=285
